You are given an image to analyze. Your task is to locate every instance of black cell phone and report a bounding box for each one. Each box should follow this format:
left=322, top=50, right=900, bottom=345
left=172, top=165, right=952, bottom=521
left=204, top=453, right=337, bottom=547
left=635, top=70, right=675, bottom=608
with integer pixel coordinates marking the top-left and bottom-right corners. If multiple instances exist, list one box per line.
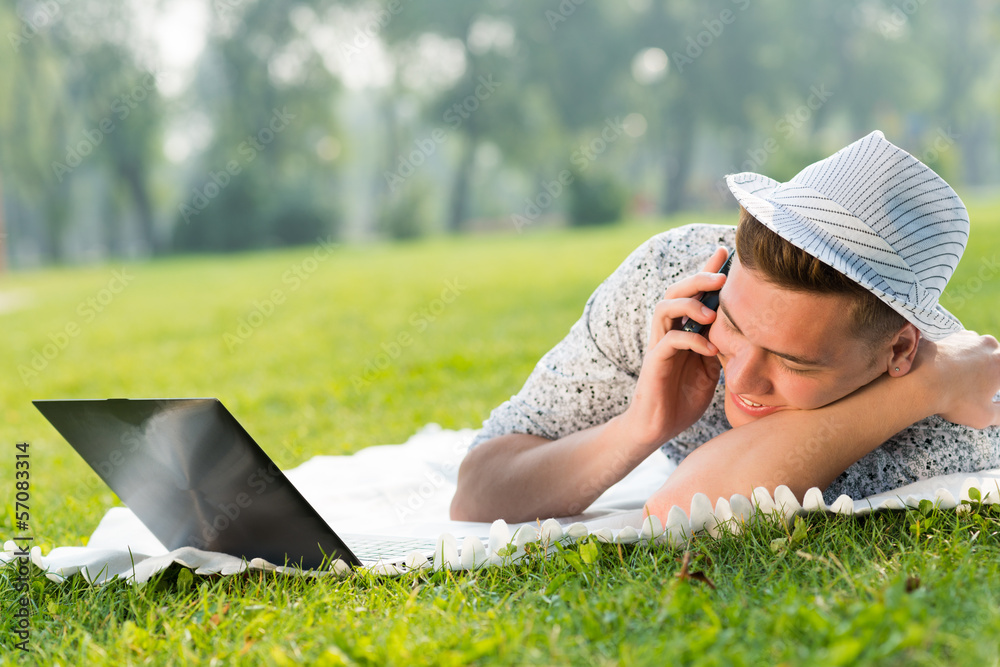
left=681, top=249, right=733, bottom=335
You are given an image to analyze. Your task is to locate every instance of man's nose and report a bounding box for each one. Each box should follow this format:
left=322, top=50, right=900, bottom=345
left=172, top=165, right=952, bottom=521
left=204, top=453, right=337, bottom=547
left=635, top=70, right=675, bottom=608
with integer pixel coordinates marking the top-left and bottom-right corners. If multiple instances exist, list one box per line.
left=724, top=347, right=771, bottom=396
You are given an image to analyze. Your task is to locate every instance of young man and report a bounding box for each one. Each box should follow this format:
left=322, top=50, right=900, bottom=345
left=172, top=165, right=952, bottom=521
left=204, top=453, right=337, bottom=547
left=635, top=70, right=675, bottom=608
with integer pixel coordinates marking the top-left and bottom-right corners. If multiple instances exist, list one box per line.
left=451, top=130, right=1000, bottom=523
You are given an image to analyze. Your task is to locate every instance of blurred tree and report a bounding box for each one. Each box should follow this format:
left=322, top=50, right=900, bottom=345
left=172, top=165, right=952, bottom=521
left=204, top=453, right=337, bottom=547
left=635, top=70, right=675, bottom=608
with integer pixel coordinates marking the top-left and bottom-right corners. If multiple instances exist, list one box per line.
left=378, top=1, right=547, bottom=232
left=568, top=169, right=628, bottom=226
left=62, top=41, right=166, bottom=254
left=172, top=0, right=343, bottom=252
left=514, top=2, right=638, bottom=221
left=0, top=176, right=6, bottom=273
left=0, top=5, right=72, bottom=261
left=2, top=0, right=1000, bottom=263
left=909, top=0, right=1000, bottom=185
left=625, top=0, right=810, bottom=212
left=0, top=1, right=167, bottom=260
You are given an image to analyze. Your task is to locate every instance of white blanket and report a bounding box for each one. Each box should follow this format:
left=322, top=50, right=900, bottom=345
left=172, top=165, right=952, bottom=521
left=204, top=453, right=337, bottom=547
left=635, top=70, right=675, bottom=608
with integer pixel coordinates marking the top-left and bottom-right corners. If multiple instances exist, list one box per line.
left=5, top=424, right=999, bottom=582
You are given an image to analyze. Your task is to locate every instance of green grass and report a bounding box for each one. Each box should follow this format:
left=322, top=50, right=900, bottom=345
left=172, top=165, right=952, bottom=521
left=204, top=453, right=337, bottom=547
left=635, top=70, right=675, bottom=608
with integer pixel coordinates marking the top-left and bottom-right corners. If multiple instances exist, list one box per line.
left=1, top=202, right=1000, bottom=665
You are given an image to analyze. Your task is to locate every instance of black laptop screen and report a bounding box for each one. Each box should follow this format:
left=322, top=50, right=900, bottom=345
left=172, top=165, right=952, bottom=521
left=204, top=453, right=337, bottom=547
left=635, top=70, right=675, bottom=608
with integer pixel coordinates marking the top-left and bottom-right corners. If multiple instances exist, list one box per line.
left=34, top=398, right=360, bottom=568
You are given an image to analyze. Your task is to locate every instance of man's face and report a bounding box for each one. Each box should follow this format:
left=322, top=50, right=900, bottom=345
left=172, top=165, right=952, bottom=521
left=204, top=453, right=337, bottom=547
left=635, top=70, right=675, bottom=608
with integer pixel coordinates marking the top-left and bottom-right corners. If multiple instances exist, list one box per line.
left=706, top=255, right=886, bottom=429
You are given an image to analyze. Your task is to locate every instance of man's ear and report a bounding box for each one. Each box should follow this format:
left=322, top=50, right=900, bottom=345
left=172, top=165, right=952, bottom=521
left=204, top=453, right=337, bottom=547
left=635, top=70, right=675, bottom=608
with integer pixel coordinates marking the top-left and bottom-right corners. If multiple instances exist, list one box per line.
left=887, top=323, right=920, bottom=376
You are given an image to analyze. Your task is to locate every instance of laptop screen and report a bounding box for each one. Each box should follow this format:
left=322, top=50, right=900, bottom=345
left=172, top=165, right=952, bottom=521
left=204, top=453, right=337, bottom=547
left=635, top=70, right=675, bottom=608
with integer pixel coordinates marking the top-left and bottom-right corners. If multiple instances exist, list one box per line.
left=34, top=398, right=361, bottom=569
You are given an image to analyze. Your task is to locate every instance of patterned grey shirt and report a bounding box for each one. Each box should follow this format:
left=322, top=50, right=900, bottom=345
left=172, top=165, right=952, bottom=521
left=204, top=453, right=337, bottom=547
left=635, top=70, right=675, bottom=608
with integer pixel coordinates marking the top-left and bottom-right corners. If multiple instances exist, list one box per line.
left=469, top=223, right=1000, bottom=503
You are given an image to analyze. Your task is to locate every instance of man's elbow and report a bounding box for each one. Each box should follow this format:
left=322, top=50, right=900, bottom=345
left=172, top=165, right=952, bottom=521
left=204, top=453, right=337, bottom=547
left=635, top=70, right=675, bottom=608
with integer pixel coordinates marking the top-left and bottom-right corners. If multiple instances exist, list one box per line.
left=449, top=475, right=471, bottom=521
left=449, top=489, right=475, bottom=521
left=449, top=480, right=497, bottom=522
left=449, top=455, right=487, bottom=522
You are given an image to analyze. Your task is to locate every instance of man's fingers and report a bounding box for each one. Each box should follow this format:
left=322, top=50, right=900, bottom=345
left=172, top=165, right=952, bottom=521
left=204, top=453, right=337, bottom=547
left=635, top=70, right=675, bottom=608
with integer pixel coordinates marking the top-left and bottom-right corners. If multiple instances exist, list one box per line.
left=703, top=246, right=730, bottom=273
left=648, top=328, right=719, bottom=360
left=648, top=298, right=718, bottom=350
left=663, top=270, right=727, bottom=301
left=647, top=246, right=730, bottom=352
left=661, top=247, right=730, bottom=302
left=650, top=272, right=725, bottom=347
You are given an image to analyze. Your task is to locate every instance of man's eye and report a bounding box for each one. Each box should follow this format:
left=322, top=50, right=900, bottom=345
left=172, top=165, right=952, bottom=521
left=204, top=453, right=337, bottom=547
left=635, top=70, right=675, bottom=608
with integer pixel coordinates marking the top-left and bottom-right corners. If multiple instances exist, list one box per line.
left=780, top=363, right=811, bottom=376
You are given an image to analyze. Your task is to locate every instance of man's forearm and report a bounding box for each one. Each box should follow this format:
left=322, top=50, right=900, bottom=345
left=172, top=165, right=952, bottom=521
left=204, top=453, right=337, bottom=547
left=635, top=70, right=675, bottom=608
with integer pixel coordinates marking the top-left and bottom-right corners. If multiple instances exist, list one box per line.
left=646, top=370, right=937, bottom=517
left=450, top=416, right=660, bottom=523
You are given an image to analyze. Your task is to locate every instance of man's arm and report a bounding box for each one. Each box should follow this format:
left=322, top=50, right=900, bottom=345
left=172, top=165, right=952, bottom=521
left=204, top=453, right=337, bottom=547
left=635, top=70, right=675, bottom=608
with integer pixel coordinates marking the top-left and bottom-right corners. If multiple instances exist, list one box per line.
left=643, top=371, right=932, bottom=518
left=451, top=246, right=732, bottom=523
left=456, top=329, right=1000, bottom=524
left=450, top=416, right=653, bottom=522
left=644, top=331, right=1000, bottom=520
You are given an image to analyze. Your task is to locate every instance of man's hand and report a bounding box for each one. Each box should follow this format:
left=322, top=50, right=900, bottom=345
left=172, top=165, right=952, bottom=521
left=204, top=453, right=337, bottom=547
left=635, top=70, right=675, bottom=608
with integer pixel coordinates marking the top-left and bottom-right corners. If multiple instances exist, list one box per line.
left=616, top=247, right=729, bottom=450
left=912, top=330, right=1000, bottom=429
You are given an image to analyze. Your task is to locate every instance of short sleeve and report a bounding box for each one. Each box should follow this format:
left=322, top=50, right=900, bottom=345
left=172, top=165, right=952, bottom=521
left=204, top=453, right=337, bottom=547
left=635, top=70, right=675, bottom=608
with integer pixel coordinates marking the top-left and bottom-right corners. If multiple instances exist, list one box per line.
left=468, top=224, right=737, bottom=449
left=823, top=416, right=1000, bottom=503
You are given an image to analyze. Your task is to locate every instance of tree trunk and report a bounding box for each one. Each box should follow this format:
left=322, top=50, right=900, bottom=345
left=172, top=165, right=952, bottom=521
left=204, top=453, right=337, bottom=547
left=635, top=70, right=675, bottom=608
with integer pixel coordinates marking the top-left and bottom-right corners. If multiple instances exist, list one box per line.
left=0, top=175, right=6, bottom=274
left=373, top=90, right=400, bottom=239
left=119, top=161, right=159, bottom=255
left=446, top=47, right=481, bottom=234
left=43, top=193, right=68, bottom=263
left=102, top=184, right=123, bottom=257
left=661, top=104, right=695, bottom=215
left=446, top=135, right=476, bottom=233
left=960, top=118, right=989, bottom=186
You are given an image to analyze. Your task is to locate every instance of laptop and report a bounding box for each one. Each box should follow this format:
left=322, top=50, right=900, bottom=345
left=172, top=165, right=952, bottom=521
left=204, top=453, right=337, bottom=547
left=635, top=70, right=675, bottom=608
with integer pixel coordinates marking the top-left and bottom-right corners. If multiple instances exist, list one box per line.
left=33, top=398, right=469, bottom=570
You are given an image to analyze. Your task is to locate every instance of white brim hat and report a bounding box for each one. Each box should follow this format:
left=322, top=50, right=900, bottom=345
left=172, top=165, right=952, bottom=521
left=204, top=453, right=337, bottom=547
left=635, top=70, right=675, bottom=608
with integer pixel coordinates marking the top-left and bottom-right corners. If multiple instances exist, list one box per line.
left=725, top=130, right=969, bottom=341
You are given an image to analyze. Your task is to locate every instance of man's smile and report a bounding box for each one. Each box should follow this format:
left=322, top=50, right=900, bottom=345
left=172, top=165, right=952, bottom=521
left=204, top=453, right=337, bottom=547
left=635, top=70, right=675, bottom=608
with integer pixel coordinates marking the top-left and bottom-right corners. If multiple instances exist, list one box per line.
left=728, top=387, right=782, bottom=417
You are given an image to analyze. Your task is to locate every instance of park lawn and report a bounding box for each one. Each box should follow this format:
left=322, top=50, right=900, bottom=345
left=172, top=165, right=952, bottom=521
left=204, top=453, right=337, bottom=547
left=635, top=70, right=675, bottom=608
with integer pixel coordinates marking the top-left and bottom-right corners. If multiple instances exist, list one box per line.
left=1, top=202, right=1000, bottom=665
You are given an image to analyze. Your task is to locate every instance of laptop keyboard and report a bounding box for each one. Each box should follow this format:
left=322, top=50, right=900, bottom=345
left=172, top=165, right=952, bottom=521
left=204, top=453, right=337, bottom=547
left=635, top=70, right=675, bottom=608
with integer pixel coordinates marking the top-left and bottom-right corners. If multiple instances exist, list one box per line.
left=343, top=534, right=439, bottom=562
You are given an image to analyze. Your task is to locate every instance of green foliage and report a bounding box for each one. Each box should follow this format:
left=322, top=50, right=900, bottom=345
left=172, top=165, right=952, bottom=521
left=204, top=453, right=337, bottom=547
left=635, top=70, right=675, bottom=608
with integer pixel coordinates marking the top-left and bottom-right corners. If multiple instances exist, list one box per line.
left=3, top=1, right=1000, bottom=260
left=268, top=195, right=338, bottom=248
left=0, top=207, right=999, bottom=664
left=569, top=170, right=629, bottom=227
left=167, top=0, right=343, bottom=253
left=378, top=183, right=433, bottom=241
